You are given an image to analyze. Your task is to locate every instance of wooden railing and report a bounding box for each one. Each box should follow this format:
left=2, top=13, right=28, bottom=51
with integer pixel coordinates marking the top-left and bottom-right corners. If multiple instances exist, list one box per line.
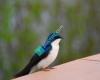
left=12, top=53, right=100, bottom=80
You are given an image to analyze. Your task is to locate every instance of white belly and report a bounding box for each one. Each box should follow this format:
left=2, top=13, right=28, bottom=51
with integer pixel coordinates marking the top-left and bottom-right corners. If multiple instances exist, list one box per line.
left=29, top=39, right=61, bottom=73
left=37, top=45, right=59, bottom=69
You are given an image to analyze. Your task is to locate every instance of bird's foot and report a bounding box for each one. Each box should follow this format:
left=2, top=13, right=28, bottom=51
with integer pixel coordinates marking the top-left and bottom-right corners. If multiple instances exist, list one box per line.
left=41, top=68, right=50, bottom=71
left=41, top=67, right=55, bottom=71
left=47, top=67, right=55, bottom=69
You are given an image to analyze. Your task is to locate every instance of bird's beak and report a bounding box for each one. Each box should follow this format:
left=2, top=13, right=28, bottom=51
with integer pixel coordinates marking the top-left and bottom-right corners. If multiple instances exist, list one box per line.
left=61, top=36, right=63, bottom=39
left=61, top=37, right=64, bottom=39
left=59, top=35, right=63, bottom=39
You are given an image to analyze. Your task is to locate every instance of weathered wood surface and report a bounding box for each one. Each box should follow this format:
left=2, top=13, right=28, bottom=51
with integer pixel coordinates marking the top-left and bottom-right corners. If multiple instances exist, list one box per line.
left=13, top=53, right=100, bottom=80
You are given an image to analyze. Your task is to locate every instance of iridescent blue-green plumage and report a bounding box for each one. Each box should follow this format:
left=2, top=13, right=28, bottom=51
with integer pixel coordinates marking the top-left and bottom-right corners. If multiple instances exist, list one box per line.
left=35, top=32, right=61, bottom=56
left=14, top=32, right=62, bottom=78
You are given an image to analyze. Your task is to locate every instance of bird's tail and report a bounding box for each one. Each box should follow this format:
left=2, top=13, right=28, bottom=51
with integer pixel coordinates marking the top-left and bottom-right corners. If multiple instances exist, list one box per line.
left=13, top=54, right=41, bottom=78
left=13, top=68, right=29, bottom=78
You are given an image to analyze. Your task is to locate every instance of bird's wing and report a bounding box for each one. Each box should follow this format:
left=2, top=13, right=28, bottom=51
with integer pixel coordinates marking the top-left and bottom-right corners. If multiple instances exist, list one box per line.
left=14, top=46, right=51, bottom=78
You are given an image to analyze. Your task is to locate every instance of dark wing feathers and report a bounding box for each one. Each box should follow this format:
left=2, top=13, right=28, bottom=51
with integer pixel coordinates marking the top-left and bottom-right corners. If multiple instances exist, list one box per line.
left=14, top=49, right=51, bottom=78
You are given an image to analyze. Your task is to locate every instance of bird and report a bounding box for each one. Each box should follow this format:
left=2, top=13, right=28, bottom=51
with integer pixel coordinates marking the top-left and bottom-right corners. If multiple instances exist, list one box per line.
left=14, top=25, right=63, bottom=78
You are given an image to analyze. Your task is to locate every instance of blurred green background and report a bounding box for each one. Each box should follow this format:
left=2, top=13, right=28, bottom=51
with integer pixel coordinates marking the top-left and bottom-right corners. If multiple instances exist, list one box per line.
left=0, top=0, right=100, bottom=80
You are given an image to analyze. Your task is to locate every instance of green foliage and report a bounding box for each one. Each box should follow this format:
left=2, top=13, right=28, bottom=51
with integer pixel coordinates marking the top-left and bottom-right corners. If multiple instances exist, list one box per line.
left=0, top=0, right=100, bottom=80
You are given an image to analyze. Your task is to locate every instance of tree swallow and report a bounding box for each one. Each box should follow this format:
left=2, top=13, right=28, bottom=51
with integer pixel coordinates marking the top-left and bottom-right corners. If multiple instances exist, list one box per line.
left=14, top=25, right=63, bottom=78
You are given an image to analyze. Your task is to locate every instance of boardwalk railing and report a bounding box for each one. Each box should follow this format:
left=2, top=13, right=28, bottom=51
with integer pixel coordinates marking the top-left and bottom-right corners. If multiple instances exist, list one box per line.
left=13, top=53, right=100, bottom=80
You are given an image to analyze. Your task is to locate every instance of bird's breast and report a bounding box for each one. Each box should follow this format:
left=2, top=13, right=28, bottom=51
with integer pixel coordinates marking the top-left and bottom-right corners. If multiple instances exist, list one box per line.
left=37, top=44, right=59, bottom=69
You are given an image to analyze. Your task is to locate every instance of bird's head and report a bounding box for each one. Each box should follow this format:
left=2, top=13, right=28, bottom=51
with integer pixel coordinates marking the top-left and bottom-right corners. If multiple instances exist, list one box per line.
left=44, top=32, right=62, bottom=47
left=43, top=25, right=63, bottom=48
